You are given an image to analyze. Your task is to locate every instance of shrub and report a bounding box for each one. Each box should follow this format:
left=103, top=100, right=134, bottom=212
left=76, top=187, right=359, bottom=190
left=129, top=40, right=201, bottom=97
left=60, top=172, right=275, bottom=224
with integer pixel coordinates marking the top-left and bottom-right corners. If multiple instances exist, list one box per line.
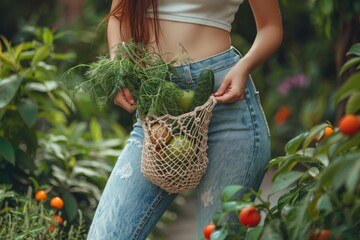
left=0, top=185, right=87, bottom=239
left=203, top=43, right=360, bottom=240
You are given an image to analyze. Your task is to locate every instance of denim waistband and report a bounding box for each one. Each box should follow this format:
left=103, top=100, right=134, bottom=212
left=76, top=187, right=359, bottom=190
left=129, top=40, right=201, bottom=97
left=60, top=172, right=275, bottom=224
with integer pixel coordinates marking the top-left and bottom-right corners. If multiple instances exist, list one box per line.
left=169, top=46, right=241, bottom=86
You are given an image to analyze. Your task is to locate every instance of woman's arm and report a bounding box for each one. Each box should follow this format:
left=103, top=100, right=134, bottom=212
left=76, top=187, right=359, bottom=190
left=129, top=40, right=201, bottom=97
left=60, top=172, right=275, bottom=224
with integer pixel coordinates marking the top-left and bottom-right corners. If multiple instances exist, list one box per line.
left=108, top=0, right=136, bottom=112
left=107, top=0, right=132, bottom=60
left=214, top=0, right=283, bottom=103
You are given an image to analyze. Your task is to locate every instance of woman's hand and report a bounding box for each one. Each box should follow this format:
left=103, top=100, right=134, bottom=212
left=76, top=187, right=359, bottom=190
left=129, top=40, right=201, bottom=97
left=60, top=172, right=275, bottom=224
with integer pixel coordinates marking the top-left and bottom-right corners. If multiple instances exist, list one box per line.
left=113, top=88, right=136, bottom=112
left=215, top=0, right=283, bottom=104
left=214, top=62, right=248, bottom=103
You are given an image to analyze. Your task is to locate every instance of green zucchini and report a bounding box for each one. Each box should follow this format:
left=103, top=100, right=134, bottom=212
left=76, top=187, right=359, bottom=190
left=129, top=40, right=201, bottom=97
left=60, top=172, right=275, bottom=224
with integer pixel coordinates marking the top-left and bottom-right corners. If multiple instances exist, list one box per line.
left=189, top=68, right=215, bottom=111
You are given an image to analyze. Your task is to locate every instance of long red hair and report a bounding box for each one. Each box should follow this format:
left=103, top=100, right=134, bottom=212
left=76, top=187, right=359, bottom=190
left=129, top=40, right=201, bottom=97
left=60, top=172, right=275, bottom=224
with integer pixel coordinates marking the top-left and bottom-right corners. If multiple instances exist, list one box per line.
left=106, top=0, right=159, bottom=45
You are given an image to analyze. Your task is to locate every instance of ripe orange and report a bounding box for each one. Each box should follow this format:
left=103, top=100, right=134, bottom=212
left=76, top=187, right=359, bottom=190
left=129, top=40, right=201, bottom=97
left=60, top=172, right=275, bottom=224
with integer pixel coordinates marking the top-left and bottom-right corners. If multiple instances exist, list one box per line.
left=274, top=105, right=291, bottom=126
left=53, top=215, right=63, bottom=225
left=203, top=223, right=215, bottom=239
left=314, top=126, right=334, bottom=141
left=338, top=114, right=360, bottom=136
left=309, top=229, right=331, bottom=240
left=239, top=206, right=261, bottom=227
left=35, top=190, right=47, bottom=202
left=50, top=197, right=64, bottom=210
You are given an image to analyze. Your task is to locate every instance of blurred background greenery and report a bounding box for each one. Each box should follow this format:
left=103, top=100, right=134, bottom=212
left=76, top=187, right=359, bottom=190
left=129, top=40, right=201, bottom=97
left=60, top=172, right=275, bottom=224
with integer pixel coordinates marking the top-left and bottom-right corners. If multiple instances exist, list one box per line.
left=0, top=0, right=359, bottom=239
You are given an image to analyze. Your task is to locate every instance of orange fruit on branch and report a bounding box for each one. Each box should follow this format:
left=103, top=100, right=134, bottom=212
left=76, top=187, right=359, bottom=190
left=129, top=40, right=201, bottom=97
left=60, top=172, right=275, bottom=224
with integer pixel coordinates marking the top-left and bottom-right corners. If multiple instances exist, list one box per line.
left=203, top=223, right=215, bottom=239
left=309, top=229, right=331, bottom=240
left=338, top=114, right=360, bottom=136
left=50, top=196, right=64, bottom=210
left=53, top=215, right=63, bottom=225
left=314, top=126, right=334, bottom=141
left=239, top=206, right=261, bottom=227
left=35, top=190, right=47, bottom=202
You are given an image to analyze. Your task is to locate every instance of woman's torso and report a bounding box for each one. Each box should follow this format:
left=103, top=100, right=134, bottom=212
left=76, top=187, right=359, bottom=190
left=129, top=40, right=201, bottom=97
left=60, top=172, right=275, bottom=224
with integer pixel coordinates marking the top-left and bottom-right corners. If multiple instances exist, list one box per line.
left=145, top=0, right=244, bottom=62
left=147, top=20, right=232, bottom=63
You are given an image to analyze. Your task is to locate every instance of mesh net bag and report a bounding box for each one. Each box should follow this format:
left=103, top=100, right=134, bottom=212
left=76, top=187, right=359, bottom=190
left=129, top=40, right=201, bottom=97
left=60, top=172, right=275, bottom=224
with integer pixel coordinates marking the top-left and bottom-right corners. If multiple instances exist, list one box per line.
left=141, top=96, right=217, bottom=193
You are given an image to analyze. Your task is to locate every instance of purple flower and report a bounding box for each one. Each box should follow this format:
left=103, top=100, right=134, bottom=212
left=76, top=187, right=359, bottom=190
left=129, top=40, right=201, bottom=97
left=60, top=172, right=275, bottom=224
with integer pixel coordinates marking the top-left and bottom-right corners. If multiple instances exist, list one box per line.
left=277, top=73, right=309, bottom=96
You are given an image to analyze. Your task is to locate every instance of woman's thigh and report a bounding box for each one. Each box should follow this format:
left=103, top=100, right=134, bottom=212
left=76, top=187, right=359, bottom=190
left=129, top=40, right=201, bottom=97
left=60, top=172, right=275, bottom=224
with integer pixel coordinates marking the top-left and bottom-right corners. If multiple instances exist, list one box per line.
left=195, top=68, right=271, bottom=237
left=88, top=121, right=177, bottom=240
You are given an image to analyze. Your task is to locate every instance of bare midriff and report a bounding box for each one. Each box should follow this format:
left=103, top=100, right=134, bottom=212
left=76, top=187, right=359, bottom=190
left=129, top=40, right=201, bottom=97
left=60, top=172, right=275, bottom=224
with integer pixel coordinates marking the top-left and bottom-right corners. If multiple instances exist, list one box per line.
left=147, top=20, right=232, bottom=63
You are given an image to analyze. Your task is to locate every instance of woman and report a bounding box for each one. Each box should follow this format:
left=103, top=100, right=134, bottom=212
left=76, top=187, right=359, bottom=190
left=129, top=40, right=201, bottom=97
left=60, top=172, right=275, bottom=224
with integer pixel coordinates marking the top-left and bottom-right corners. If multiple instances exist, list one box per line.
left=88, top=0, right=283, bottom=239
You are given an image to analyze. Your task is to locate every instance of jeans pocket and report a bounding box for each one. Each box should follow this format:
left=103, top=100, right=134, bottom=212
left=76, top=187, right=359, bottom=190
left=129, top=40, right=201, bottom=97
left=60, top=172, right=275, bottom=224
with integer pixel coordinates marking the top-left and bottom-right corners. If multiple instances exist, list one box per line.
left=254, top=91, right=271, bottom=137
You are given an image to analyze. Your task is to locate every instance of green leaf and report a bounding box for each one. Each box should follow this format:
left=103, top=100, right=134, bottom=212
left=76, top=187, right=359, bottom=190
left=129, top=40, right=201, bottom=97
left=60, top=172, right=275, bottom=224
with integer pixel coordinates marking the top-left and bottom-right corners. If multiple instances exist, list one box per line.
left=220, top=185, right=243, bottom=202
left=308, top=167, right=320, bottom=178
left=14, top=43, right=24, bottom=64
left=315, top=154, right=329, bottom=167
left=284, top=132, right=307, bottom=154
left=0, top=52, right=17, bottom=70
left=0, top=35, right=12, bottom=51
left=345, top=92, right=360, bottom=114
left=24, top=81, right=58, bottom=92
left=69, top=122, right=87, bottom=144
left=334, top=72, right=360, bottom=105
left=211, top=228, right=228, bottom=240
left=347, top=43, right=360, bottom=56
left=28, top=177, right=40, bottom=191
left=270, top=154, right=317, bottom=181
left=316, top=194, right=333, bottom=212
left=16, top=98, right=38, bottom=128
left=52, top=52, right=76, bottom=60
left=53, top=30, right=72, bottom=40
left=222, top=201, right=250, bottom=212
left=272, top=171, right=303, bottom=193
left=42, top=28, right=53, bottom=46
left=245, top=226, right=263, bottom=240
left=0, top=138, right=15, bottom=165
left=259, top=219, right=284, bottom=240
left=62, top=191, right=78, bottom=223
left=19, top=50, right=35, bottom=60
left=212, top=211, right=227, bottom=226
left=90, top=118, right=102, bottom=143
left=346, top=158, right=360, bottom=194
left=339, top=57, right=360, bottom=76
left=287, top=195, right=312, bottom=239
left=31, top=46, right=50, bottom=66
left=317, top=154, right=359, bottom=192
left=334, top=132, right=360, bottom=156
left=0, top=75, right=23, bottom=108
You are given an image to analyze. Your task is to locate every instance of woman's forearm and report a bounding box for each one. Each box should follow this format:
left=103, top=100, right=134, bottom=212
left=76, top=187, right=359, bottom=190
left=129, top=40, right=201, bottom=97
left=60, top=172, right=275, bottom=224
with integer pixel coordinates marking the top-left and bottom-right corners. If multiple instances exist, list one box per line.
left=107, top=0, right=132, bottom=59
left=236, top=0, right=283, bottom=76
left=236, top=24, right=283, bottom=75
left=107, top=16, right=122, bottom=59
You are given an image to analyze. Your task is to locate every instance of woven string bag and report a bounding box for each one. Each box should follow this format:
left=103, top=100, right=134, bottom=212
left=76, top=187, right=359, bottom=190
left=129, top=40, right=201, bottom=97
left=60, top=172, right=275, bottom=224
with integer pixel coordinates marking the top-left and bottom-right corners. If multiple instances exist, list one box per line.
left=141, top=96, right=217, bottom=193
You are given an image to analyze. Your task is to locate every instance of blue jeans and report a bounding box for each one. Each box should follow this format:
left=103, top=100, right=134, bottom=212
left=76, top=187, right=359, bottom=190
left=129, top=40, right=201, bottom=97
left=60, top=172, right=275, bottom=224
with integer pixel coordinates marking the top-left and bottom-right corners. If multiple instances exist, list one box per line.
left=87, top=47, right=271, bottom=240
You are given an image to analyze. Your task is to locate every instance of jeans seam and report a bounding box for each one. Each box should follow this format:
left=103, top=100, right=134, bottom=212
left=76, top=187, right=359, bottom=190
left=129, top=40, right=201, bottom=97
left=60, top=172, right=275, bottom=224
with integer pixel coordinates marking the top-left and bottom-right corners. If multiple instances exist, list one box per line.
left=131, top=190, right=167, bottom=240
left=244, top=88, right=258, bottom=188
left=254, top=92, right=271, bottom=138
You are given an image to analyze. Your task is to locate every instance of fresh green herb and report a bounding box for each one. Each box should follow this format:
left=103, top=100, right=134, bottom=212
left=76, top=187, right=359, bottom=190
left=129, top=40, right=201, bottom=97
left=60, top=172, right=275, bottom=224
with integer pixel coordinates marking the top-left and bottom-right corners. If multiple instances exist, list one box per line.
left=59, top=41, right=213, bottom=120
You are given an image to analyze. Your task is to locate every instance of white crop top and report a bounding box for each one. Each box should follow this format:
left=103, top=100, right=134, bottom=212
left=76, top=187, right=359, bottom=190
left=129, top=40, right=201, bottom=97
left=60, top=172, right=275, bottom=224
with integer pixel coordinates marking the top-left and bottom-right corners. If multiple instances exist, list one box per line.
left=149, top=0, right=245, bottom=32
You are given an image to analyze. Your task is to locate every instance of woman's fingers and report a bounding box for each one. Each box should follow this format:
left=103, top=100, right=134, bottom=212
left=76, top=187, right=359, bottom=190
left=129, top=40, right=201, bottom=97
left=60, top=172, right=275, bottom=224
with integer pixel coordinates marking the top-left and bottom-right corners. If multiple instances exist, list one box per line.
left=214, top=78, right=230, bottom=98
left=214, top=78, right=245, bottom=103
left=122, top=88, right=135, bottom=105
left=113, top=88, right=136, bottom=112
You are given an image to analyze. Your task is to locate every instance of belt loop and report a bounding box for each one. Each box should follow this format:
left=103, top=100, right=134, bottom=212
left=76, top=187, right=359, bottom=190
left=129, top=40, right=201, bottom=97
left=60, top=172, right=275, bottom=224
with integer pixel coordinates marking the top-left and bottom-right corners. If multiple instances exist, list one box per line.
left=231, top=46, right=243, bottom=57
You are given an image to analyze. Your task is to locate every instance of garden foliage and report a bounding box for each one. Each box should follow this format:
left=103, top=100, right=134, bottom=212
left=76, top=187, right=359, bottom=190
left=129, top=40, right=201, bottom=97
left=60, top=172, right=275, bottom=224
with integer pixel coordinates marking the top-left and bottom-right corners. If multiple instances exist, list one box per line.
left=0, top=27, right=126, bottom=236
left=205, top=43, right=360, bottom=240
